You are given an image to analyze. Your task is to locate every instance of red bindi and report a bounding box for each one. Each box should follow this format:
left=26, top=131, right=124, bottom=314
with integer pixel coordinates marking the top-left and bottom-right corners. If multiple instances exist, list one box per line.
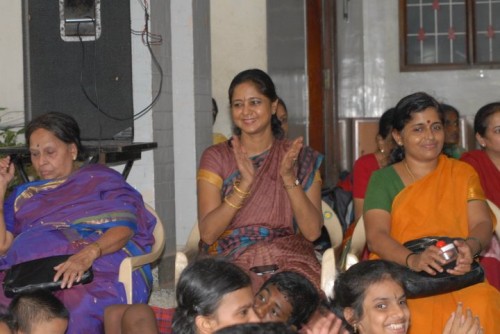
left=427, top=120, right=431, bottom=124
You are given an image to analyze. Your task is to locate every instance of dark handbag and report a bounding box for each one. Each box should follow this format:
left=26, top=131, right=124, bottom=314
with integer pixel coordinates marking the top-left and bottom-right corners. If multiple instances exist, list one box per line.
left=402, top=237, right=484, bottom=298
left=3, top=254, right=93, bottom=298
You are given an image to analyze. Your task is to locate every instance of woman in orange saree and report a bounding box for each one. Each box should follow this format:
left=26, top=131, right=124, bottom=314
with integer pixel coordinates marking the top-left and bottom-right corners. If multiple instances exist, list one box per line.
left=364, top=92, right=500, bottom=334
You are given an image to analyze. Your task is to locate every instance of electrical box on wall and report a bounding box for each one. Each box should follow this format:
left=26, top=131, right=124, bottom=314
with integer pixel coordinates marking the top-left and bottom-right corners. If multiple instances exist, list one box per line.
left=60, top=0, right=101, bottom=42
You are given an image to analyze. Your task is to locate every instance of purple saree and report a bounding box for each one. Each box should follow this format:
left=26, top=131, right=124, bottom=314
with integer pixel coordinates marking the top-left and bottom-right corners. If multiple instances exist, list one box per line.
left=0, top=164, right=156, bottom=334
left=198, top=139, right=323, bottom=292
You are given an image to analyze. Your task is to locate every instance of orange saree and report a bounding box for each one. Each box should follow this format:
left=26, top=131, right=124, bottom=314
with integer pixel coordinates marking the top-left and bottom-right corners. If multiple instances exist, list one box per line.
left=368, top=156, right=500, bottom=334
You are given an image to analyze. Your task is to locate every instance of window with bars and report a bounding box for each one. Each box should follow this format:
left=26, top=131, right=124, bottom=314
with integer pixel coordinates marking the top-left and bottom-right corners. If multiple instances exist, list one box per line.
left=400, top=0, right=500, bottom=71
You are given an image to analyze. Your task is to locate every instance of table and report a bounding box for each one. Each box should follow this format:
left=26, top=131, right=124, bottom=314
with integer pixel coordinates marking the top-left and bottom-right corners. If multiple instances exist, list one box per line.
left=0, top=141, right=157, bottom=182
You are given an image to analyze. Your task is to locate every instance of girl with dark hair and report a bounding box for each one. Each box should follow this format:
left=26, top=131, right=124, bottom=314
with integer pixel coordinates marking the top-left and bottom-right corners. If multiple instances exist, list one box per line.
left=352, top=107, right=396, bottom=223
left=331, top=260, right=482, bottom=334
left=363, top=92, right=500, bottom=333
left=172, top=258, right=259, bottom=334
left=331, top=260, right=410, bottom=334
left=441, top=103, right=466, bottom=159
left=461, top=101, right=500, bottom=290
left=197, top=69, right=323, bottom=292
left=0, top=112, right=156, bottom=333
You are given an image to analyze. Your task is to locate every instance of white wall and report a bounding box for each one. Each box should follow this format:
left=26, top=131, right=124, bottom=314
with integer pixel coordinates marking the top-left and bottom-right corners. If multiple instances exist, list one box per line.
left=127, top=1, right=155, bottom=205
left=338, top=0, right=500, bottom=119
left=210, top=0, right=267, bottom=138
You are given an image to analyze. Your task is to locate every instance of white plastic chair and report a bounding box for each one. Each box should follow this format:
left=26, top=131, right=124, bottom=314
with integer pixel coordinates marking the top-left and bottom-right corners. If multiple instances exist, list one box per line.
left=487, top=199, right=500, bottom=237
left=176, top=203, right=345, bottom=298
left=321, top=201, right=343, bottom=250
left=321, top=247, right=336, bottom=299
left=320, top=201, right=343, bottom=298
left=344, top=215, right=367, bottom=270
left=174, top=222, right=200, bottom=287
left=341, top=201, right=499, bottom=273
left=118, top=204, right=166, bottom=304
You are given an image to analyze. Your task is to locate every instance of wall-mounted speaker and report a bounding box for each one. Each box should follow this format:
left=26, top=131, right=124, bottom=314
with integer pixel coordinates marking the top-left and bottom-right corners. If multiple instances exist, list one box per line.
left=22, top=0, right=134, bottom=140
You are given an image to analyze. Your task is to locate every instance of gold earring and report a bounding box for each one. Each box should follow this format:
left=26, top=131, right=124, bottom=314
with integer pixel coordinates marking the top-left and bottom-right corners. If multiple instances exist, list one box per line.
left=353, top=323, right=358, bottom=333
left=379, top=148, right=385, bottom=153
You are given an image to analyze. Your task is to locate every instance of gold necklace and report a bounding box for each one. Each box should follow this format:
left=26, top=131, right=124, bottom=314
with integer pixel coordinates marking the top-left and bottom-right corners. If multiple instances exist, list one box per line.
left=403, top=160, right=416, bottom=183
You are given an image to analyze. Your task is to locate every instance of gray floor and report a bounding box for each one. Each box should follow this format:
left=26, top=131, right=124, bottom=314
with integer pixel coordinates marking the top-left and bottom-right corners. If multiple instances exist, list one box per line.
left=149, top=266, right=176, bottom=308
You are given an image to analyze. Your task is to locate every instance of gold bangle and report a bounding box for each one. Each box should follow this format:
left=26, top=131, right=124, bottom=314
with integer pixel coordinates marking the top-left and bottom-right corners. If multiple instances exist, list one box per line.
left=224, top=196, right=242, bottom=210
left=91, top=242, right=102, bottom=257
left=233, top=181, right=250, bottom=197
left=283, top=179, right=300, bottom=190
left=232, top=190, right=248, bottom=199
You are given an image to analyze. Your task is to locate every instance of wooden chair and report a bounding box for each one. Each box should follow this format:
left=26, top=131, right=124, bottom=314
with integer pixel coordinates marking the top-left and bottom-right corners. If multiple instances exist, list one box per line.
left=320, top=200, right=343, bottom=299
left=118, top=204, right=166, bottom=304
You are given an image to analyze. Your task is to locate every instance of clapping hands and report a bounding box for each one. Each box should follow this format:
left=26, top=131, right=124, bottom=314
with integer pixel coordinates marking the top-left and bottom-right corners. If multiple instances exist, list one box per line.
left=280, top=137, right=303, bottom=180
left=231, top=136, right=255, bottom=188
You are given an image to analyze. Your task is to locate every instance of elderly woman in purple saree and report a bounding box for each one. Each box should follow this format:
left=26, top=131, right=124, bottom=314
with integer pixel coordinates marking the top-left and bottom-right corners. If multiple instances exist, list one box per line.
left=0, top=112, right=155, bottom=334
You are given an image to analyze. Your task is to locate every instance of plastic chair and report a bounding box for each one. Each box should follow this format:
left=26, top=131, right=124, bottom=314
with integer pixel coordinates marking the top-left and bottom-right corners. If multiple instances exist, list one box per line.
left=342, top=215, right=367, bottom=271
left=174, top=222, right=200, bottom=287
left=320, top=200, right=343, bottom=298
left=321, top=200, right=343, bottom=250
left=487, top=199, right=500, bottom=236
left=321, top=247, right=336, bottom=299
left=180, top=221, right=200, bottom=261
left=118, top=204, right=166, bottom=304
left=340, top=201, right=500, bottom=274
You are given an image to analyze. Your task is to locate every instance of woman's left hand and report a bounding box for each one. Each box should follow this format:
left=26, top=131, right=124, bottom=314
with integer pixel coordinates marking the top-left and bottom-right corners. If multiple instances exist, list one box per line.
left=446, top=239, right=473, bottom=276
left=53, top=245, right=100, bottom=289
left=280, top=137, right=303, bottom=180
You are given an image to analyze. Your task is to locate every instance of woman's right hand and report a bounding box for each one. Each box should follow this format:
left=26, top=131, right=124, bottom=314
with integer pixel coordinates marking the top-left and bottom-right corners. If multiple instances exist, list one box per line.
left=231, top=136, right=254, bottom=187
left=0, top=156, right=15, bottom=195
left=407, top=246, right=448, bottom=275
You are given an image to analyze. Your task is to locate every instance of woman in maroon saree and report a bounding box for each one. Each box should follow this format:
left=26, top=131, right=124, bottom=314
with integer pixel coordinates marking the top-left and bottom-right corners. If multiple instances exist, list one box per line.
left=197, top=69, right=323, bottom=292
left=0, top=112, right=155, bottom=334
left=461, top=101, right=500, bottom=290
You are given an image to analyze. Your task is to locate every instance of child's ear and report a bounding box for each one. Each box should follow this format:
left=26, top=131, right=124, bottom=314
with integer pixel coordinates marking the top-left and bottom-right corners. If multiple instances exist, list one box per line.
left=195, top=315, right=216, bottom=334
